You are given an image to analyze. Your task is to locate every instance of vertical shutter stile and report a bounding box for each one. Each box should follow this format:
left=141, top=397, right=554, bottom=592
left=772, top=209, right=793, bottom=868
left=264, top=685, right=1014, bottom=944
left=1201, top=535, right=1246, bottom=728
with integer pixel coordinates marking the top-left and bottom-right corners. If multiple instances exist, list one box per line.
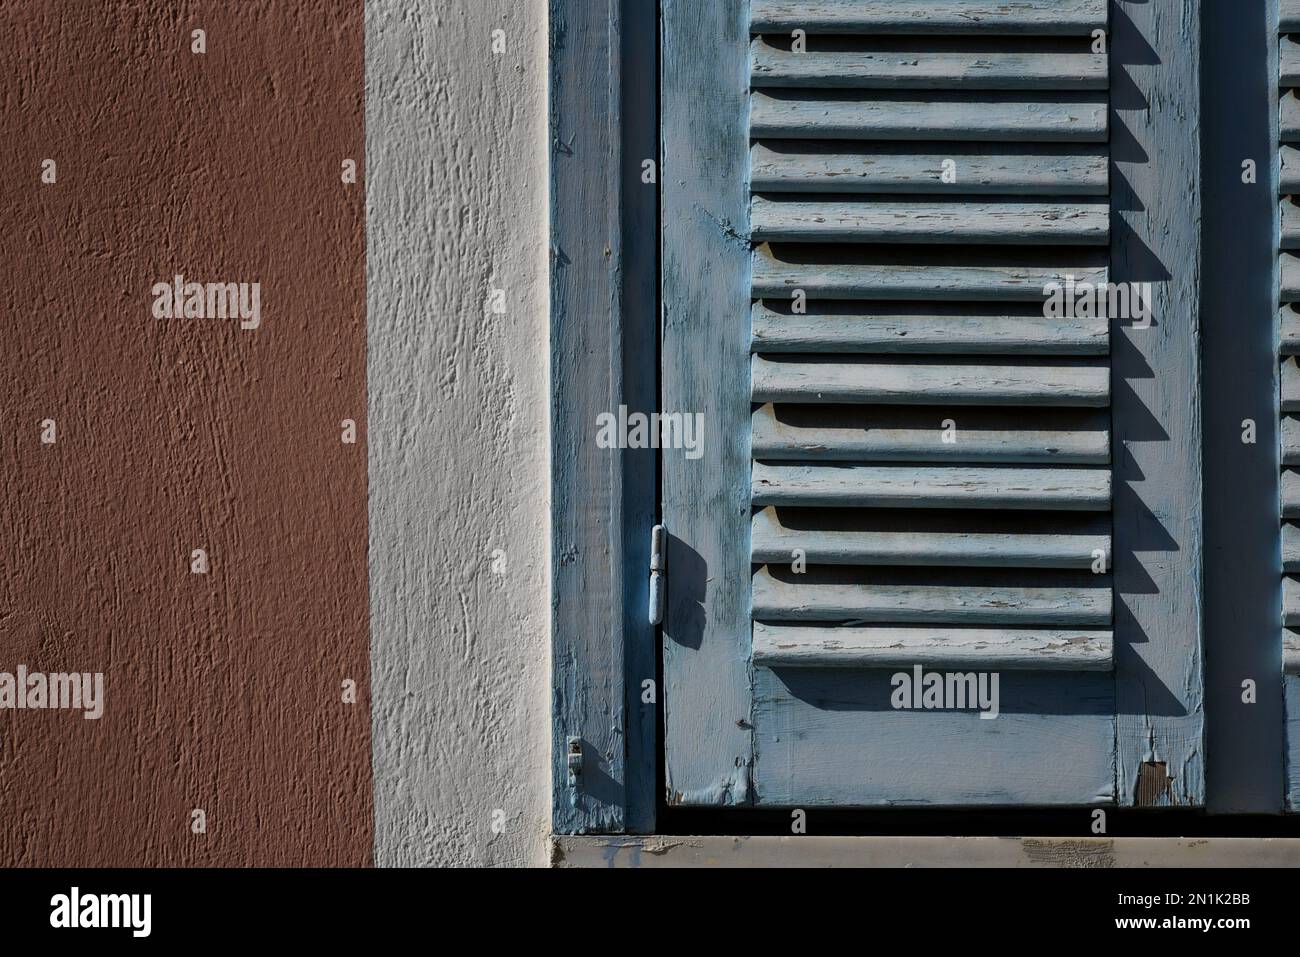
left=746, top=1, right=1114, bottom=672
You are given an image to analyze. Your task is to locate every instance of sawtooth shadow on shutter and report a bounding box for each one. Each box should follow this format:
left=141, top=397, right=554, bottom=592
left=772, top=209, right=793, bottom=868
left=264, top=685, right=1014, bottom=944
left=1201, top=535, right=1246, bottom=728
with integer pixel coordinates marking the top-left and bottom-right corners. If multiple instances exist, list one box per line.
left=747, top=10, right=1112, bottom=674
left=741, top=0, right=1117, bottom=806
left=1280, top=0, right=1300, bottom=810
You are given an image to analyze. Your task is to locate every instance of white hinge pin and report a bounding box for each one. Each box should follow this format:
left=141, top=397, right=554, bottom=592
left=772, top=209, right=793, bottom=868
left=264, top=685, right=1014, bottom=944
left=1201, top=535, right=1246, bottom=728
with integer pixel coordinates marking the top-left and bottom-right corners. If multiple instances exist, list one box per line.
left=648, top=524, right=666, bottom=626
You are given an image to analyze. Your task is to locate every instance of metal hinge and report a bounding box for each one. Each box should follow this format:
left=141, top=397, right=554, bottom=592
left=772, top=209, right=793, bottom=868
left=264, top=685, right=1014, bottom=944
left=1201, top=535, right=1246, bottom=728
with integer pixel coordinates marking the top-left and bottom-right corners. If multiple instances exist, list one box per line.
left=648, top=524, right=666, bottom=626
left=566, top=736, right=583, bottom=786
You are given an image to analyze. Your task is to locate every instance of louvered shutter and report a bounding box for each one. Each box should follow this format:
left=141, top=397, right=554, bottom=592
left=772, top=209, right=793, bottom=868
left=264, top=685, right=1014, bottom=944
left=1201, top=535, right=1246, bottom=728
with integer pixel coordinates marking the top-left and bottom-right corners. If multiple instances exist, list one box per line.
left=661, top=0, right=1133, bottom=807
left=1281, top=0, right=1300, bottom=809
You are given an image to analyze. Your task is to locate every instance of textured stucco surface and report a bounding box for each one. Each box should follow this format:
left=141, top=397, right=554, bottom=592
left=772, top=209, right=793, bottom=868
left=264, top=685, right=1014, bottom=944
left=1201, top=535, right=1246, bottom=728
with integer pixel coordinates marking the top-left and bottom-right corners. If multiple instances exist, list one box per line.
left=0, top=1, right=369, bottom=865
left=367, top=0, right=551, bottom=866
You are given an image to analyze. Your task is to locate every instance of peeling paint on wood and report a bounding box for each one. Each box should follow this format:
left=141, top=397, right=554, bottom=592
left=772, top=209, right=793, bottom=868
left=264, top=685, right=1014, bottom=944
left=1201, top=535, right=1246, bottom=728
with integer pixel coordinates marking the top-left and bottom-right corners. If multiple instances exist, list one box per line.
left=550, top=0, right=657, bottom=834
left=1135, top=761, right=1176, bottom=808
left=1110, top=0, right=1205, bottom=808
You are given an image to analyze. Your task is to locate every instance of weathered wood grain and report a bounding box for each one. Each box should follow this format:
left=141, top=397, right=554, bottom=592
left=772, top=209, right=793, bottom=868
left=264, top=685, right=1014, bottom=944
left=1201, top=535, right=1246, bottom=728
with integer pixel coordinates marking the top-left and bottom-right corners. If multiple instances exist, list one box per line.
left=1107, top=0, right=1203, bottom=807
left=660, top=0, right=755, bottom=808
left=752, top=462, right=1112, bottom=509
left=1284, top=36, right=1300, bottom=88
left=665, top=0, right=1137, bottom=810
left=1284, top=254, right=1300, bottom=301
left=752, top=244, right=1108, bottom=300
left=1285, top=470, right=1300, bottom=519
left=1286, top=0, right=1300, bottom=33
left=751, top=505, right=1110, bottom=566
left=750, top=301, right=1109, bottom=354
left=749, top=0, right=1108, bottom=36
left=1289, top=669, right=1300, bottom=808
left=749, top=39, right=1106, bottom=90
left=752, top=622, right=1114, bottom=670
left=749, top=198, right=1109, bottom=245
left=1282, top=415, right=1300, bottom=465
left=1286, top=576, right=1300, bottom=627
left=1283, top=199, right=1300, bottom=248
left=1284, top=357, right=1300, bottom=411
left=1280, top=18, right=1295, bottom=823
left=750, top=91, right=1108, bottom=141
left=1281, top=145, right=1300, bottom=195
left=549, top=0, right=658, bottom=833
left=751, top=566, right=1112, bottom=624
left=751, top=354, right=1109, bottom=405
left=1282, top=91, right=1300, bottom=141
left=750, top=143, right=1108, bottom=195
left=1283, top=306, right=1300, bottom=352
left=751, top=666, right=1115, bottom=805
left=751, top=404, right=1111, bottom=463
left=1286, top=632, right=1300, bottom=674
left=1284, top=523, right=1300, bottom=572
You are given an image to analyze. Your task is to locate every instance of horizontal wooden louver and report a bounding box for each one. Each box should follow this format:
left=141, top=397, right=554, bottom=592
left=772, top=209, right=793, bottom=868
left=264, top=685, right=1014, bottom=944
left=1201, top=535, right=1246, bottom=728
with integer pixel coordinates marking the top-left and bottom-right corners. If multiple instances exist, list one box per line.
left=747, top=2, right=1112, bottom=673
left=751, top=91, right=1107, bottom=141
left=749, top=0, right=1109, bottom=36
left=1286, top=0, right=1300, bottom=34
left=751, top=143, right=1109, bottom=195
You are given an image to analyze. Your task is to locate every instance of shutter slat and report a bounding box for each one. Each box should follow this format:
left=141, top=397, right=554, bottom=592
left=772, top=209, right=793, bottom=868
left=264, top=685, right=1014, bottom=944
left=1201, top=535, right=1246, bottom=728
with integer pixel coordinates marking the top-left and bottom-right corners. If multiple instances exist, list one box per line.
left=752, top=245, right=1108, bottom=300
left=752, top=622, right=1113, bottom=670
left=1285, top=37, right=1300, bottom=88
left=1286, top=632, right=1300, bottom=675
left=750, top=92, right=1108, bottom=141
left=1282, top=146, right=1300, bottom=195
left=751, top=404, right=1110, bottom=463
left=751, top=566, right=1112, bottom=625
left=750, top=143, right=1108, bottom=195
left=1284, top=200, right=1300, bottom=249
left=1282, top=92, right=1300, bottom=142
left=1284, top=470, right=1300, bottom=518
left=1287, top=577, right=1300, bottom=627
left=751, top=301, right=1108, bottom=355
left=1286, top=0, right=1300, bottom=32
left=1283, top=416, right=1300, bottom=464
left=752, top=462, right=1111, bottom=510
left=1283, top=254, right=1300, bottom=301
left=1284, top=307, right=1300, bottom=353
left=1285, top=524, right=1300, bottom=572
left=752, top=506, right=1109, bottom=567
left=749, top=0, right=1108, bottom=36
left=1284, top=357, right=1300, bottom=412
left=752, top=355, right=1109, bottom=406
left=750, top=199, right=1109, bottom=245
left=749, top=40, right=1106, bottom=91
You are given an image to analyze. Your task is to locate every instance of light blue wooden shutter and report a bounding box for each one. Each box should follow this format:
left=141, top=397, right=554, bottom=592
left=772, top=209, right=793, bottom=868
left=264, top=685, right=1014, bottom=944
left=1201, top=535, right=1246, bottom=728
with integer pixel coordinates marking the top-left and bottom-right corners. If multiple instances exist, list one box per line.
left=663, top=0, right=1127, bottom=806
left=1280, top=0, right=1300, bottom=809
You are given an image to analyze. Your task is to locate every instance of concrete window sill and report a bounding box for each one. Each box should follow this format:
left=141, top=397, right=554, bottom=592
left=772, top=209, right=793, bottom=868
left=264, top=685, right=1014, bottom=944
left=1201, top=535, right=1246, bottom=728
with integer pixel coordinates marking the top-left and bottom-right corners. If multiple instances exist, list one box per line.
left=551, top=835, right=1300, bottom=868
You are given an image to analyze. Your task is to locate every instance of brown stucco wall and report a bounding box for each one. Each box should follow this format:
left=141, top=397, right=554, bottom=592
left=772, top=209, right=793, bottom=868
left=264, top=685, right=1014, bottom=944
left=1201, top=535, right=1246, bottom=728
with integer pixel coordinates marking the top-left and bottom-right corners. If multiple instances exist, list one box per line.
left=0, top=0, right=369, bottom=866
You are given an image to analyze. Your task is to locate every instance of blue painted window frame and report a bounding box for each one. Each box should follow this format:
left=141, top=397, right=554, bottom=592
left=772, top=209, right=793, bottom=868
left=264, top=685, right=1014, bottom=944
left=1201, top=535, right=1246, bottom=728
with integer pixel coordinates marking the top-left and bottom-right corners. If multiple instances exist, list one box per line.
left=551, top=0, right=1220, bottom=833
left=549, top=0, right=659, bottom=834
